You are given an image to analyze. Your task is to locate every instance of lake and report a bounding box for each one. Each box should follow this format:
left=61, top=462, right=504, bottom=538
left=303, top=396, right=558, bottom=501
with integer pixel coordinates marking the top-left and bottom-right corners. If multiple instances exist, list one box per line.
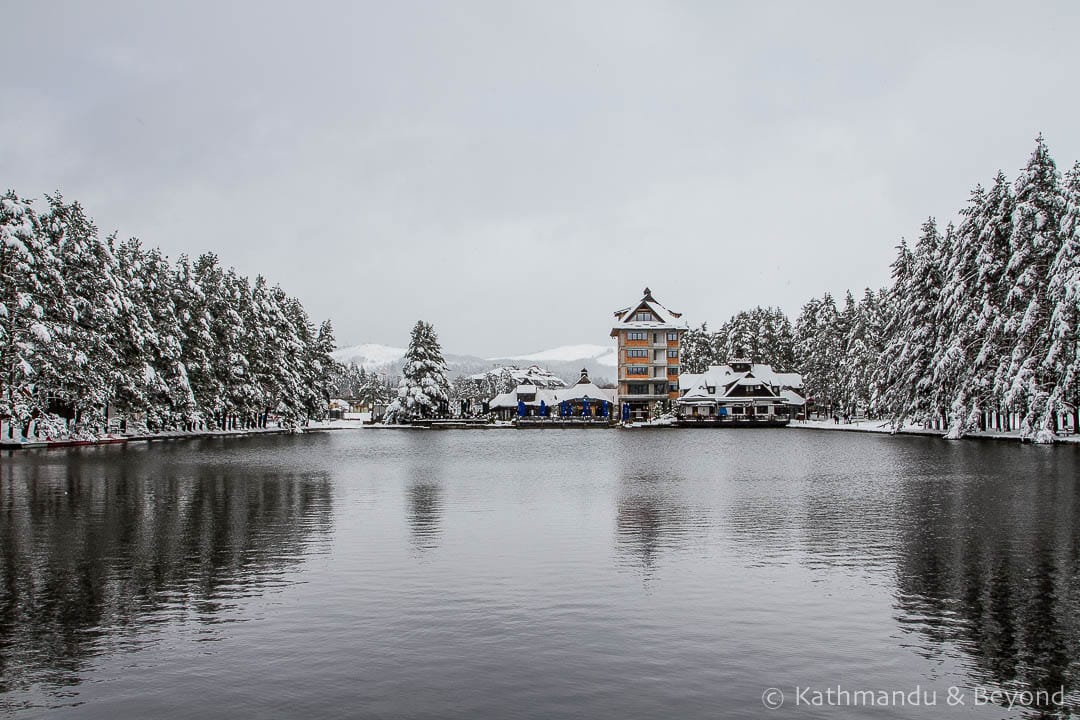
left=1, top=429, right=1078, bottom=719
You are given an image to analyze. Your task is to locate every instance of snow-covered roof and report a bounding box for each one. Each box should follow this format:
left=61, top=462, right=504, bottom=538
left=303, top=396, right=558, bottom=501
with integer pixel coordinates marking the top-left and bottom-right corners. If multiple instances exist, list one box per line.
left=679, top=386, right=715, bottom=404
left=678, top=363, right=802, bottom=402
left=556, top=382, right=615, bottom=403
left=611, top=288, right=688, bottom=332
left=774, top=372, right=803, bottom=389
left=679, top=372, right=705, bottom=391
left=488, top=391, right=517, bottom=410
left=781, top=389, right=806, bottom=406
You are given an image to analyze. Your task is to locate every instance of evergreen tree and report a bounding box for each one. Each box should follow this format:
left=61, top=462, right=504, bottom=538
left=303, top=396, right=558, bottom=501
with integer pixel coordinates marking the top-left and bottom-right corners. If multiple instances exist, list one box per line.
left=1000, top=135, right=1066, bottom=441
left=0, top=192, right=62, bottom=437
left=839, top=289, right=884, bottom=416
left=384, top=321, right=449, bottom=422
left=1041, top=161, right=1080, bottom=434
left=680, top=323, right=717, bottom=373
left=37, top=195, right=125, bottom=433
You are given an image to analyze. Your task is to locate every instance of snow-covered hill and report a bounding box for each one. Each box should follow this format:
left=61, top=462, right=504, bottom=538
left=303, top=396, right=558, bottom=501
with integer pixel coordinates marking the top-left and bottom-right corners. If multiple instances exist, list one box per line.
left=332, top=342, right=617, bottom=386
left=467, top=364, right=567, bottom=388
left=331, top=343, right=406, bottom=370
left=490, top=344, right=617, bottom=368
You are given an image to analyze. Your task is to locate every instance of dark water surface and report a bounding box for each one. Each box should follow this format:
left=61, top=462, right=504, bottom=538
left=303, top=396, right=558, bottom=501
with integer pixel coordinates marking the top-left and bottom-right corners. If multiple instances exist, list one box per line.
left=1, top=430, right=1079, bottom=719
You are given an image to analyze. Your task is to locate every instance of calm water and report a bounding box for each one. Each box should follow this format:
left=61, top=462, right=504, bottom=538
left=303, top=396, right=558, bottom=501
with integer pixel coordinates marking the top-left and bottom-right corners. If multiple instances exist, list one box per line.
left=1, top=430, right=1079, bottom=719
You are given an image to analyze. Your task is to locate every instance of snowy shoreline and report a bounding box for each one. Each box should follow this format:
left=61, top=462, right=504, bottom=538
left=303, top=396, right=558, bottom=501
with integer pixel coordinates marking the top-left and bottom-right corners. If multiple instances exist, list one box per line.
left=0, top=420, right=367, bottom=451
left=790, top=419, right=1080, bottom=444
left=7, top=417, right=1080, bottom=451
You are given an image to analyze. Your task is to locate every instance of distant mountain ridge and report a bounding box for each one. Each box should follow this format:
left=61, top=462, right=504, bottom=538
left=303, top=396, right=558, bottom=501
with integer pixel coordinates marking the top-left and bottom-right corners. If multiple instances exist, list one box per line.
left=332, top=343, right=617, bottom=386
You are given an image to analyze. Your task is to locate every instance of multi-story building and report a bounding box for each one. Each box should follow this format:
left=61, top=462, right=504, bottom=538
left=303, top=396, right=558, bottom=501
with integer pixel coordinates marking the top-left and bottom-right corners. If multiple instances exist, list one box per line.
left=610, top=288, right=688, bottom=419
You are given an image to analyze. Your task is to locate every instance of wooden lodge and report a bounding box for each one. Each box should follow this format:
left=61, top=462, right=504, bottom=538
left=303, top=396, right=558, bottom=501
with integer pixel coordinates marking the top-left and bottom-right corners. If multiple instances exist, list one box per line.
left=676, top=359, right=805, bottom=427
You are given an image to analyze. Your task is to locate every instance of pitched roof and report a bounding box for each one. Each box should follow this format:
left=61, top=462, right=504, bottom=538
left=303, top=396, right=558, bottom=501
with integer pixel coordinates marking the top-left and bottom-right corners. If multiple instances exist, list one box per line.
left=677, top=363, right=804, bottom=401
left=611, top=288, right=688, bottom=332
left=556, top=382, right=615, bottom=403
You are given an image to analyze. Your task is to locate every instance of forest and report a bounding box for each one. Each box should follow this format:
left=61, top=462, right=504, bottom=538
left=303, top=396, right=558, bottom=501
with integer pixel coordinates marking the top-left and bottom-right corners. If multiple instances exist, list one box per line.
left=1, top=192, right=337, bottom=439
left=5, top=137, right=1078, bottom=442
left=682, top=136, right=1079, bottom=441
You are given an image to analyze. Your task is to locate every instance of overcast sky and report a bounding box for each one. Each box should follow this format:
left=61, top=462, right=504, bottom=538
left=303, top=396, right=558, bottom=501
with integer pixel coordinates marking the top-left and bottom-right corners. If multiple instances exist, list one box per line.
left=4, top=1, right=1078, bottom=356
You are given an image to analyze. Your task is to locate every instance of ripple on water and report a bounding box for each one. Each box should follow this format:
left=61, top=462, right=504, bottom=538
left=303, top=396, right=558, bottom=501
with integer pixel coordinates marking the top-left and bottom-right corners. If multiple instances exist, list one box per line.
left=1, top=429, right=1079, bottom=719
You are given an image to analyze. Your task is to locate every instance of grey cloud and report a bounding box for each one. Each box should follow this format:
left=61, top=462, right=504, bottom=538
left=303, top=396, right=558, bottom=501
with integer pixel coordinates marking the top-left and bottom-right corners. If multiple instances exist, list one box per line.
left=3, top=0, right=1078, bottom=356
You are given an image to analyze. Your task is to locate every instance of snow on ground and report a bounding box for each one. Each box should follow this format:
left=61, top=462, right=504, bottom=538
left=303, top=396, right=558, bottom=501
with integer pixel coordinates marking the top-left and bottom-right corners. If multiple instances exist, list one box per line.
left=791, top=418, right=1080, bottom=443
left=331, top=343, right=406, bottom=369
left=491, top=344, right=618, bottom=367
left=306, top=418, right=367, bottom=430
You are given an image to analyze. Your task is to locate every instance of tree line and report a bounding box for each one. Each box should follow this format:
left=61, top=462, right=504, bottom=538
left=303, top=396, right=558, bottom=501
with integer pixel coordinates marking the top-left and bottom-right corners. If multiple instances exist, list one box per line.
left=680, top=136, right=1079, bottom=441
left=1, top=191, right=337, bottom=439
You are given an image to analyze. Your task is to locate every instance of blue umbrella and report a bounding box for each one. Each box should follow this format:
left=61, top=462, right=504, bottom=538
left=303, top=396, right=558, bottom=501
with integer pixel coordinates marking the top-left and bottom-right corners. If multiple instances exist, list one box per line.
left=539, top=399, right=547, bottom=417
left=601, top=400, right=609, bottom=417
left=622, top=403, right=630, bottom=421
left=582, top=397, right=590, bottom=417
left=517, top=400, right=526, bottom=417
left=561, top=401, right=569, bottom=417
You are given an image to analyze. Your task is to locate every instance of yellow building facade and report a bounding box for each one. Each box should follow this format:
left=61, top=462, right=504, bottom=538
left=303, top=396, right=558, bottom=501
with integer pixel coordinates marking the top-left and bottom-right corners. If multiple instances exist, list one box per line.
left=610, top=288, right=688, bottom=419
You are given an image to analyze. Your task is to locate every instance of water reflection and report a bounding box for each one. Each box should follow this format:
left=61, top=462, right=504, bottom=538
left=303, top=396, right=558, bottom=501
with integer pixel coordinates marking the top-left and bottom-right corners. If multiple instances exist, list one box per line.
left=895, top=458, right=1080, bottom=716
left=0, top=449, right=333, bottom=706
left=406, top=479, right=443, bottom=552
left=615, top=470, right=704, bottom=577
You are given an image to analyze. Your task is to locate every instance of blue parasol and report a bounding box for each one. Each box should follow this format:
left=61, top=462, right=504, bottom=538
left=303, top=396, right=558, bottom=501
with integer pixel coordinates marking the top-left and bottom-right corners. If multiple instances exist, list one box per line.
left=539, top=399, right=547, bottom=417
left=517, top=400, right=525, bottom=417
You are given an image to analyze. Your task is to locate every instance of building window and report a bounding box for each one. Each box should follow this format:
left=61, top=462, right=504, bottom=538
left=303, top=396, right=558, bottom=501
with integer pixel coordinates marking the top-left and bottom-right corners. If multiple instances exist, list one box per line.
left=626, top=349, right=648, bottom=358
left=757, top=406, right=771, bottom=415
left=667, top=332, right=679, bottom=341
left=628, top=383, right=650, bottom=395
left=626, top=366, right=649, bottom=376
left=634, top=312, right=654, bottom=322
left=668, top=366, right=679, bottom=376
left=627, top=331, right=646, bottom=341
left=731, top=406, right=744, bottom=415
left=669, top=383, right=678, bottom=393
left=667, top=349, right=678, bottom=358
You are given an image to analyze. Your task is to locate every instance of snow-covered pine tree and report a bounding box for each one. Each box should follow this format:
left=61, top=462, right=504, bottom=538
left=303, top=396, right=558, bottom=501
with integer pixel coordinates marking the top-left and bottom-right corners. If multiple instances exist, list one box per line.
left=934, top=188, right=987, bottom=438
left=968, top=172, right=1015, bottom=431
left=765, top=307, right=797, bottom=370
left=872, top=239, right=914, bottom=423
left=795, top=294, right=842, bottom=415
left=893, top=219, right=944, bottom=427
left=113, top=239, right=168, bottom=430
left=999, top=135, right=1066, bottom=441
left=384, top=321, right=449, bottom=423
left=679, top=323, right=716, bottom=374
left=1041, top=160, right=1080, bottom=435
left=839, top=289, right=883, bottom=417
left=280, top=293, right=318, bottom=427
left=311, top=320, right=338, bottom=421
left=718, top=311, right=758, bottom=361
left=37, top=195, right=125, bottom=434
left=174, top=254, right=216, bottom=430
left=0, top=192, right=63, bottom=438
